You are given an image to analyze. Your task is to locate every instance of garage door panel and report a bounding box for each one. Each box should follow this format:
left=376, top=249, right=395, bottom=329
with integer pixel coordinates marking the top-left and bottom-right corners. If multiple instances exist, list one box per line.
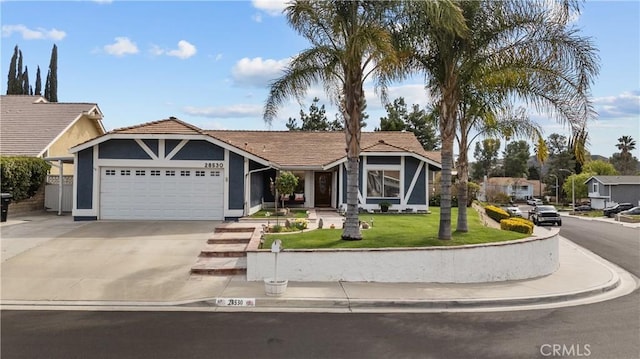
left=100, top=167, right=224, bottom=220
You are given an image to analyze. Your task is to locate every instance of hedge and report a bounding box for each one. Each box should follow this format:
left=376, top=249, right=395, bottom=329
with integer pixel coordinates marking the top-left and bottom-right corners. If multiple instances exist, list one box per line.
left=485, top=205, right=510, bottom=222
left=500, top=217, right=534, bottom=235
left=0, top=156, right=51, bottom=201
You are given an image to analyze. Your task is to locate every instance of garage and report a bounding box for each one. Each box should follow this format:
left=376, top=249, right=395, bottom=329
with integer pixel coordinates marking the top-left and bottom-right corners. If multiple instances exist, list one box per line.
left=99, top=167, right=224, bottom=220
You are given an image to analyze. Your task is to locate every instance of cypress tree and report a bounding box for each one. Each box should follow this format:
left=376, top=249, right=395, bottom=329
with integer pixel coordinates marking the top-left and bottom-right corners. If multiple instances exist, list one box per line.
left=22, top=66, right=29, bottom=94
left=46, top=44, right=58, bottom=102
left=16, top=50, right=23, bottom=93
left=34, top=66, right=42, bottom=96
left=6, top=45, right=18, bottom=94
left=44, top=70, right=51, bottom=101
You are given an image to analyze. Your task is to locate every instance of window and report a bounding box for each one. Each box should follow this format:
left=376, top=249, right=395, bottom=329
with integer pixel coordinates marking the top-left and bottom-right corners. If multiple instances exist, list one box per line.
left=292, top=171, right=305, bottom=193
left=592, top=182, right=598, bottom=193
left=120, top=170, right=131, bottom=176
left=195, top=170, right=205, bottom=177
left=166, top=170, right=175, bottom=176
left=211, top=171, right=221, bottom=177
left=135, top=170, right=146, bottom=176
left=105, top=169, right=116, bottom=176
left=180, top=170, right=190, bottom=176
left=367, top=170, right=400, bottom=198
left=150, top=170, right=160, bottom=176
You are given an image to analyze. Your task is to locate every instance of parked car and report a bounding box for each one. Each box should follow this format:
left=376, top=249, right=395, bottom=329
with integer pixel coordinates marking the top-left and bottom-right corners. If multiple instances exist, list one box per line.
left=526, top=198, right=543, bottom=206
left=619, top=206, right=640, bottom=216
left=528, top=205, right=562, bottom=226
left=504, top=206, right=524, bottom=218
left=574, top=204, right=593, bottom=212
left=602, top=203, right=634, bottom=218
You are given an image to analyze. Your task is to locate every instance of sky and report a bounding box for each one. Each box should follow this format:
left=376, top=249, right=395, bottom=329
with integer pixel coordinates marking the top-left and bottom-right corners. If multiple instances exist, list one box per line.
left=1, top=0, right=639, bottom=160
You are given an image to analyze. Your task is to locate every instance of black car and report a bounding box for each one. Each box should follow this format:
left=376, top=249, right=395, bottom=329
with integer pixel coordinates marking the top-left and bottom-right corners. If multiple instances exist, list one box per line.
left=603, top=203, right=634, bottom=218
left=574, top=204, right=593, bottom=212
left=528, top=205, right=562, bottom=226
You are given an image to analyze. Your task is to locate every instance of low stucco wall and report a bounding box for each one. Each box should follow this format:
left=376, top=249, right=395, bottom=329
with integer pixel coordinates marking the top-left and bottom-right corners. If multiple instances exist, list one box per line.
left=247, top=230, right=559, bottom=283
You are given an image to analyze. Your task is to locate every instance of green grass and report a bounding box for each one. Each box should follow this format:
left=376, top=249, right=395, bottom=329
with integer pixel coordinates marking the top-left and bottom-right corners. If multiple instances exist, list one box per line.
left=264, top=207, right=528, bottom=249
left=250, top=209, right=308, bottom=219
left=573, top=210, right=604, bottom=218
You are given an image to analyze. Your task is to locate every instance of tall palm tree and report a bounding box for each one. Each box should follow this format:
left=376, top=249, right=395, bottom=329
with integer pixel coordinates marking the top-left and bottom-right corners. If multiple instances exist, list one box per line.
left=615, top=135, right=637, bottom=174
left=401, top=0, right=598, bottom=239
left=263, top=1, right=403, bottom=240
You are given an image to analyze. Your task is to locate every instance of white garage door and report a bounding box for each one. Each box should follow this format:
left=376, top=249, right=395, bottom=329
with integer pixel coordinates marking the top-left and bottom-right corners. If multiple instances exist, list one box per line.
left=100, top=167, right=224, bottom=220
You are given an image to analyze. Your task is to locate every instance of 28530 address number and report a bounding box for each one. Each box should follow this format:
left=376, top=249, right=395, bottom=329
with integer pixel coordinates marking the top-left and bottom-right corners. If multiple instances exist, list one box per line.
left=204, top=162, right=224, bottom=169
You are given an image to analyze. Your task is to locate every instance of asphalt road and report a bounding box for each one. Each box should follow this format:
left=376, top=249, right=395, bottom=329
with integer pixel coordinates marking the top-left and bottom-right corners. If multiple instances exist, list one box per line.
left=1, top=216, right=638, bottom=359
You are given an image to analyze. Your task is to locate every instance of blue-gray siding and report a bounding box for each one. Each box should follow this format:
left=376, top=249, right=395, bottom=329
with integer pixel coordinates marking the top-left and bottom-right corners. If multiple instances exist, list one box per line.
left=367, top=156, right=400, bottom=165
left=99, top=139, right=151, bottom=159
left=142, top=139, right=159, bottom=157
left=405, top=157, right=426, bottom=205
left=251, top=172, right=263, bottom=207
left=76, top=147, right=94, bottom=209
left=172, top=140, right=224, bottom=160
left=165, top=139, right=180, bottom=157
left=228, top=152, right=244, bottom=209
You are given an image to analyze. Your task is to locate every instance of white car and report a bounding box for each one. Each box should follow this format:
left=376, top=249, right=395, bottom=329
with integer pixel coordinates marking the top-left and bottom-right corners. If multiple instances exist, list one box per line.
left=527, top=198, right=543, bottom=206
left=504, top=206, right=524, bottom=217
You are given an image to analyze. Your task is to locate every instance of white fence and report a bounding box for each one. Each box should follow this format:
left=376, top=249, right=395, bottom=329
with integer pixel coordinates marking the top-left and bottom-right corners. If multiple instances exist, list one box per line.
left=45, top=175, right=73, bottom=212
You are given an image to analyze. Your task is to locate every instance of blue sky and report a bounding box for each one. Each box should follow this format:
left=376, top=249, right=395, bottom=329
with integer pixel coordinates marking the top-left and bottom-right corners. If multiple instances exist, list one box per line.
left=2, top=0, right=639, bottom=159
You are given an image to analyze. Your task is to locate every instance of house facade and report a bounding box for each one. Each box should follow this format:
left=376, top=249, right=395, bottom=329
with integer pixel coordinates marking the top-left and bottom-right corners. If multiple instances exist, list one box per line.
left=69, top=118, right=441, bottom=221
left=480, top=177, right=543, bottom=201
left=1, top=95, right=105, bottom=214
left=0, top=95, right=105, bottom=175
left=584, top=175, right=640, bottom=209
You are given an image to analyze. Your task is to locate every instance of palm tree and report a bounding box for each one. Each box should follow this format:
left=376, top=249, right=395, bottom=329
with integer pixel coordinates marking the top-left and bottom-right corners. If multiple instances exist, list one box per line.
left=615, top=135, right=637, bottom=174
left=455, top=101, right=545, bottom=232
left=401, top=0, right=598, bottom=239
left=263, top=1, right=405, bottom=240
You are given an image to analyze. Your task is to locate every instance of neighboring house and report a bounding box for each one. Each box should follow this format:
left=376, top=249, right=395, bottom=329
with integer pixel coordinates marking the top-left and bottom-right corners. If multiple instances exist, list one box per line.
left=0, top=95, right=105, bottom=175
left=69, top=117, right=441, bottom=221
left=1, top=95, right=105, bottom=213
left=584, top=175, right=640, bottom=209
left=480, top=177, right=543, bottom=201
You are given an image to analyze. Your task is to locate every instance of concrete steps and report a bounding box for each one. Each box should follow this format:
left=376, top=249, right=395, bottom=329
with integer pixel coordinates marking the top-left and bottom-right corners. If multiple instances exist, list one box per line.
left=191, top=226, right=257, bottom=276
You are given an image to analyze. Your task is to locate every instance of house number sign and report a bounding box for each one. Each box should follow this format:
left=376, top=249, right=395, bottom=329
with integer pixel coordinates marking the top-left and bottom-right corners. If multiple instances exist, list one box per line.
left=204, top=162, right=224, bottom=169
left=216, top=298, right=256, bottom=307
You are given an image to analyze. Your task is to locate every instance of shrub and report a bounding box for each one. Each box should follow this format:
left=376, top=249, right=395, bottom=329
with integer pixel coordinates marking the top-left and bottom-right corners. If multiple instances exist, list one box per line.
left=0, top=156, right=50, bottom=201
left=500, top=217, right=534, bottom=235
left=291, top=218, right=308, bottom=230
left=485, top=205, right=510, bottom=222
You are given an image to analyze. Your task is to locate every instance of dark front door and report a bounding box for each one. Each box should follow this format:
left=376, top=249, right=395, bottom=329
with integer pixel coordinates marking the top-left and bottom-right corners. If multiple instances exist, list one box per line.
left=314, top=172, right=332, bottom=207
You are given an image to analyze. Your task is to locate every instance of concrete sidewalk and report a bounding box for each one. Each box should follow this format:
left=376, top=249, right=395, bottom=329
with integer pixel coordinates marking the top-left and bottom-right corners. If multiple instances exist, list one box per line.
left=1, top=212, right=637, bottom=313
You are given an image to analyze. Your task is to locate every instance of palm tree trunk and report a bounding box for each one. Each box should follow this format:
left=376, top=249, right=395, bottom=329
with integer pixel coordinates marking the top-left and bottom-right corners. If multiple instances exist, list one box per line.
left=341, top=74, right=363, bottom=241
left=438, top=88, right=458, bottom=240
left=456, top=149, right=469, bottom=232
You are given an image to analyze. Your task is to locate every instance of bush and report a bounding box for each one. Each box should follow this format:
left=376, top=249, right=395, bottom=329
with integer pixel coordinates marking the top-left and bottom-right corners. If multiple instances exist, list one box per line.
left=291, top=218, right=308, bottom=230
left=0, top=156, right=50, bottom=201
left=500, top=217, right=534, bottom=235
left=485, top=205, right=510, bottom=222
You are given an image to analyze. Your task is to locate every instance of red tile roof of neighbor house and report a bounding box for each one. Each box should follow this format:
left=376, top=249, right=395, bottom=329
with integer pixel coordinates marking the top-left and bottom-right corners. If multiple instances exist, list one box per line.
left=0, top=95, right=103, bottom=157
left=101, top=118, right=441, bottom=168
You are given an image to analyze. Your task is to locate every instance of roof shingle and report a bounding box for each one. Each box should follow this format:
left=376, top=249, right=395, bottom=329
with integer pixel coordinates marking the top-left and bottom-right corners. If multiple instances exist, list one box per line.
left=0, top=95, right=102, bottom=156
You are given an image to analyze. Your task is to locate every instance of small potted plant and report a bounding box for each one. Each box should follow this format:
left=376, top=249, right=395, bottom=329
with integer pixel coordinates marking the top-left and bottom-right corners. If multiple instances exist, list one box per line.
left=378, top=201, right=392, bottom=213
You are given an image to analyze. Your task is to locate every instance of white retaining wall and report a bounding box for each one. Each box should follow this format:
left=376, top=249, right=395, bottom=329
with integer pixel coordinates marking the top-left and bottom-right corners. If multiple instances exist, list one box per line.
left=247, top=230, right=559, bottom=283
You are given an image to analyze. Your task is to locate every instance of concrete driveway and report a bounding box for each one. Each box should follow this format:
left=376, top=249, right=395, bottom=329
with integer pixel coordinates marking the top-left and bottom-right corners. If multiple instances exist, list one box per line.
left=1, top=213, right=225, bottom=303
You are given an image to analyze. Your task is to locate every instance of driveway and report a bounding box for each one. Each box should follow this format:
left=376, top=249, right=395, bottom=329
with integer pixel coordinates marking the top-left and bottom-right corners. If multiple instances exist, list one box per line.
left=1, top=213, right=225, bottom=303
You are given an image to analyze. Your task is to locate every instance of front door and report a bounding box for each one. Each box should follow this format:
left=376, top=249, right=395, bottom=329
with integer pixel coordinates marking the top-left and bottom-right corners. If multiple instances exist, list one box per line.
left=314, top=172, right=332, bottom=207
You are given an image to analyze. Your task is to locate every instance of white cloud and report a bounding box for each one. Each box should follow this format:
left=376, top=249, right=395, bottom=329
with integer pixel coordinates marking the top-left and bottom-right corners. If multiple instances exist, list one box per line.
left=252, top=13, right=263, bottom=23
left=232, top=57, right=290, bottom=87
left=166, top=40, right=197, bottom=59
left=183, top=104, right=263, bottom=118
left=593, top=91, right=640, bottom=120
left=1, top=24, right=66, bottom=41
left=150, top=40, right=197, bottom=59
left=251, top=0, right=288, bottom=16
left=92, top=0, right=113, bottom=4
left=103, top=37, right=139, bottom=56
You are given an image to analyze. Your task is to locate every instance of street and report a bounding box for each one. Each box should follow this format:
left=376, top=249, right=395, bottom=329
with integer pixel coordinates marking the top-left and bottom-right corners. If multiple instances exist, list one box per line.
left=1, top=216, right=639, bottom=359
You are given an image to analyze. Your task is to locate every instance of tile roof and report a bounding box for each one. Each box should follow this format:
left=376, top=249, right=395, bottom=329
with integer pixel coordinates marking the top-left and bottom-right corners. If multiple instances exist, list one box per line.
left=207, top=130, right=441, bottom=167
left=590, top=175, right=640, bottom=185
left=0, top=95, right=103, bottom=156
left=111, top=117, right=205, bottom=135
left=91, top=118, right=442, bottom=168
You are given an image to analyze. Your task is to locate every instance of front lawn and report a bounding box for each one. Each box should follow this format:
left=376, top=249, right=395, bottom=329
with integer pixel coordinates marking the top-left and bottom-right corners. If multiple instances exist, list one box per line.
left=264, top=207, right=528, bottom=249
